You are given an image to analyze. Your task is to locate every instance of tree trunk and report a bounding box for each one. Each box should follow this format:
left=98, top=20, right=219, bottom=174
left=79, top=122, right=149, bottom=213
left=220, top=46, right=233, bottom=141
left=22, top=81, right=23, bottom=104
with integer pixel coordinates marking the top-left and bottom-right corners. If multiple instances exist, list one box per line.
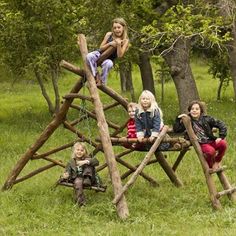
left=217, top=78, right=224, bottom=101
left=227, top=24, right=236, bottom=101
left=50, top=64, right=60, bottom=113
left=138, top=52, right=156, bottom=97
left=163, top=37, right=199, bottom=113
left=119, top=61, right=135, bottom=101
left=34, top=67, right=55, bottom=115
left=218, top=0, right=236, bottom=101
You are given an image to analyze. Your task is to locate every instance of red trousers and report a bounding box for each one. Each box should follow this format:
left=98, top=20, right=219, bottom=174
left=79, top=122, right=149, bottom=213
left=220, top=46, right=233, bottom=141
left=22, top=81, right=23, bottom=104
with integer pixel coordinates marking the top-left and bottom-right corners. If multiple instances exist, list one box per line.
left=200, top=139, right=227, bottom=168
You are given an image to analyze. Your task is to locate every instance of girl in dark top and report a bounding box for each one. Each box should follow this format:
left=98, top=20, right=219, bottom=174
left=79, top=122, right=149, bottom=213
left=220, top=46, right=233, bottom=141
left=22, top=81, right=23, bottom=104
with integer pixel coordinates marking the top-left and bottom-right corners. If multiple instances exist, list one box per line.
left=86, top=18, right=129, bottom=85
left=135, top=90, right=164, bottom=143
left=135, top=90, right=170, bottom=151
left=173, top=100, right=227, bottom=170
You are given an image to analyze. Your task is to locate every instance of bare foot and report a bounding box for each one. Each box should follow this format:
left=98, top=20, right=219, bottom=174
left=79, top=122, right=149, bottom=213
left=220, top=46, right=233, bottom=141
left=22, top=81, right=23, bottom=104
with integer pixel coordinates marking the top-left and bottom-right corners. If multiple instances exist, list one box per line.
left=95, top=73, right=102, bottom=86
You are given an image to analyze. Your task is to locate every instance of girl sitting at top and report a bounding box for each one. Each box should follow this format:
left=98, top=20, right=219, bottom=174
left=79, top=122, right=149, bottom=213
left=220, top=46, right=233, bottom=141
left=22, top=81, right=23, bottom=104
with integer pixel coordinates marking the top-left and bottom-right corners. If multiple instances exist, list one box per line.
left=61, top=142, right=101, bottom=206
left=86, top=17, right=129, bottom=86
left=135, top=90, right=167, bottom=150
left=173, top=100, right=227, bottom=170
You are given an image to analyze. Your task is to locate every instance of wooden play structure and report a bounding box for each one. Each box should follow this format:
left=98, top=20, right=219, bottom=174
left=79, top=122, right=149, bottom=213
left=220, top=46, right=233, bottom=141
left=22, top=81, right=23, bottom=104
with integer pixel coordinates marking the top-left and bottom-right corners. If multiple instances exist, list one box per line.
left=2, top=34, right=236, bottom=219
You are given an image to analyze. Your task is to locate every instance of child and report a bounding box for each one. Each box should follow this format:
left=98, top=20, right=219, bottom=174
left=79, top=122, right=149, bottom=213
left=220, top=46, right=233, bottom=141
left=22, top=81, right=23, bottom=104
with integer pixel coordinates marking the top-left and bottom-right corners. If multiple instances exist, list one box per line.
left=86, top=17, right=129, bottom=85
left=61, top=142, right=100, bottom=206
left=135, top=90, right=164, bottom=142
left=123, top=102, right=140, bottom=149
left=127, top=102, right=138, bottom=139
left=173, top=100, right=227, bottom=170
left=135, top=90, right=169, bottom=151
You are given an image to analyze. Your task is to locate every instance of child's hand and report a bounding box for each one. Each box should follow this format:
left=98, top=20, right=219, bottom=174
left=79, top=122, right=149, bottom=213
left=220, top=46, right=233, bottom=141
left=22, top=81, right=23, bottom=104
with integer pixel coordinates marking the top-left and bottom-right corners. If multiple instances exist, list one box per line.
left=178, top=114, right=188, bottom=118
left=215, top=138, right=222, bottom=144
left=149, top=136, right=155, bottom=142
left=109, top=41, right=117, bottom=48
left=114, top=38, right=122, bottom=45
left=78, top=160, right=90, bottom=166
left=137, top=137, right=143, bottom=143
left=62, top=172, right=69, bottom=179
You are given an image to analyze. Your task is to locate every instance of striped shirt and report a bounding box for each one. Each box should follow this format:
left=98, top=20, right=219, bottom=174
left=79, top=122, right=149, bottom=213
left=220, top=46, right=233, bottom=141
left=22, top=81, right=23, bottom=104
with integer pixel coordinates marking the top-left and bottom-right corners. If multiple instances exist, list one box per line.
left=127, top=118, right=137, bottom=138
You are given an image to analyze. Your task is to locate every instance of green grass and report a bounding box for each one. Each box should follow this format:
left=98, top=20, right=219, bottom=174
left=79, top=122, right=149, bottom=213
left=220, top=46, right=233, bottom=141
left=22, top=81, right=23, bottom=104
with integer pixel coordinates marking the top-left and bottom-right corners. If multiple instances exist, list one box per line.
left=0, top=59, right=236, bottom=235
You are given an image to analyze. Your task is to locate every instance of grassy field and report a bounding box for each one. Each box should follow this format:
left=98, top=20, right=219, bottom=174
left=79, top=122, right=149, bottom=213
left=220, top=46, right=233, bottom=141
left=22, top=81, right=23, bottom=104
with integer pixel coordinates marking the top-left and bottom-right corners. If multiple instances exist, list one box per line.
left=0, top=59, right=236, bottom=236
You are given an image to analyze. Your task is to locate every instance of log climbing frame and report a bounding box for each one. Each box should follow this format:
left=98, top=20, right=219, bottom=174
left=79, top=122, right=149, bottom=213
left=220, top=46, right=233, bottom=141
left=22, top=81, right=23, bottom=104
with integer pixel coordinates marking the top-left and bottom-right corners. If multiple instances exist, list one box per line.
left=2, top=35, right=235, bottom=218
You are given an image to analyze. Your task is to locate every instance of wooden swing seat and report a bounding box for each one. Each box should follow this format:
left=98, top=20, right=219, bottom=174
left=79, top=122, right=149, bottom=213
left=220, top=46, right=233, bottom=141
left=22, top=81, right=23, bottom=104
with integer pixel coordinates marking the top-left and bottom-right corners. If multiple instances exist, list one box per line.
left=55, top=178, right=107, bottom=192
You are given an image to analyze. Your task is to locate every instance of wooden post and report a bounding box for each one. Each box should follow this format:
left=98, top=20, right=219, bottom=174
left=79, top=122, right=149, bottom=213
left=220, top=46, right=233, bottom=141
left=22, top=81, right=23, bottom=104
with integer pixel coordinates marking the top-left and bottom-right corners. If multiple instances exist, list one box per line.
left=78, top=34, right=129, bottom=219
left=172, top=149, right=188, bottom=171
left=112, top=126, right=169, bottom=205
left=155, top=151, right=183, bottom=187
left=2, top=79, right=84, bottom=191
left=181, top=116, right=222, bottom=210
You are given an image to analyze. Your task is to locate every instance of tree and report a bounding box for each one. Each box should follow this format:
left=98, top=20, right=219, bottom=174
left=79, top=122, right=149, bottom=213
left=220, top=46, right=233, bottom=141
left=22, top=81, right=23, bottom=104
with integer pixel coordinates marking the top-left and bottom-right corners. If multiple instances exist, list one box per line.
left=218, top=0, right=236, bottom=101
left=137, top=1, right=230, bottom=111
left=0, top=0, right=81, bottom=114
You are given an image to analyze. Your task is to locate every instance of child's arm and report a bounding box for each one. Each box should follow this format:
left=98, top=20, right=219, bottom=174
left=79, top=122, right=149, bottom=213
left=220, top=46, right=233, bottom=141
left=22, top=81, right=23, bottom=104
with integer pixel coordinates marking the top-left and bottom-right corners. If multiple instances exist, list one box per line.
left=151, top=110, right=162, bottom=138
left=99, top=32, right=114, bottom=52
left=88, top=157, right=99, bottom=167
left=208, top=116, right=227, bottom=139
left=62, top=161, right=72, bottom=179
left=77, top=157, right=99, bottom=167
left=77, top=159, right=90, bottom=167
left=115, top=38, right=129, bottom=58
left=173, top=114, right=187, bottom=133
left=62, top=172, right=69, bottom=179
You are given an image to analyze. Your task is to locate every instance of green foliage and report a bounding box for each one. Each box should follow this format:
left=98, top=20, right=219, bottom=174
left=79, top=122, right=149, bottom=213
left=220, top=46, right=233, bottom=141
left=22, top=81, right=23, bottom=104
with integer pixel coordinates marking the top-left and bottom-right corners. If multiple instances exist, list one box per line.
left=207, top=46, right=231, bottom=97
left=0, top=0, right=80, bottom=77
left=140, top=3, right=232, bottom=51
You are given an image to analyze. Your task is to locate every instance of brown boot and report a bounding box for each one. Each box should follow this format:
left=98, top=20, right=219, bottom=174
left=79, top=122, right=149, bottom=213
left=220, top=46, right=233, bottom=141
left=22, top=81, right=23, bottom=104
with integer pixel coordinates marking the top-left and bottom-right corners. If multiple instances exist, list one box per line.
left=83, top=176, right=91, bottom=187
left=74, top=189, right=86, bottom=206
left=78, top=195, right=86, bottom=206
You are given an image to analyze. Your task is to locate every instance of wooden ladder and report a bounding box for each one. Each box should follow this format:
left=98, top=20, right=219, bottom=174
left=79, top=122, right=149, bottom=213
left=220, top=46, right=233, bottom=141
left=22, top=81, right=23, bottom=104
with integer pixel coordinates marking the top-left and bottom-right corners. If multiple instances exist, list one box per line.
left=181, top=116, right=236, bottom=209
left=208, top=166, right=236, bottom=208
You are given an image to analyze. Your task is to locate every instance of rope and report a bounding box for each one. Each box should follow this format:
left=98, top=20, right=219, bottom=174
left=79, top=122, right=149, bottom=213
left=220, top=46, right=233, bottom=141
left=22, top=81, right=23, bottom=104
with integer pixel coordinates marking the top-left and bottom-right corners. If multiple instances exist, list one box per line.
left=78, top=75, right=94, bottom=157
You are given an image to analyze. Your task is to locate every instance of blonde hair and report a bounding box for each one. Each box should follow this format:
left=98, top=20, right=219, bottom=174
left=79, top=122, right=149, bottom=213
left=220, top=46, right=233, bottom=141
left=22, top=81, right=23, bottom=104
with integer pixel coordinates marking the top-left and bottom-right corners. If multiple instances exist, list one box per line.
left=71, top=142, right=87, bottom=159
left=112, top=17, right=128, bottom=40
left=127, top=102, right=138, bottom=111
left=137, top=90, right=163, bottom=122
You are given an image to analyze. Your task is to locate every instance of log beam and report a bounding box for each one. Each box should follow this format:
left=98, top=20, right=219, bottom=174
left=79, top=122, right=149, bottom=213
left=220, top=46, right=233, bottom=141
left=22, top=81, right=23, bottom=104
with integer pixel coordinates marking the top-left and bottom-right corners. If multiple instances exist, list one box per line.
left=13, top=163, right=57, bottom=185
left=181, top=116, right=222, bottom=210
left=78, top=34, right=129, bottom=219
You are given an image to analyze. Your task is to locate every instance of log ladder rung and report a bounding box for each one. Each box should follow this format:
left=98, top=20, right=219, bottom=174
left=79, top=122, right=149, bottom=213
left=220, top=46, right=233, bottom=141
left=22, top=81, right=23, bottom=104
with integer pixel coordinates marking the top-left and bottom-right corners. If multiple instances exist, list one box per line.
left=208, top=165, right=227, bottom=174
left=216, top=187, right=236, bottom=199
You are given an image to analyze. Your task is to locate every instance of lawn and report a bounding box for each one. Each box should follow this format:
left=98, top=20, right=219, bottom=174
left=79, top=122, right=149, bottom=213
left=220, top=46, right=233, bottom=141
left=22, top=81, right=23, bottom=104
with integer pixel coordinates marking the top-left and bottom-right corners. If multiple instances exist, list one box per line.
left=0, top=59, right=236, bottom=236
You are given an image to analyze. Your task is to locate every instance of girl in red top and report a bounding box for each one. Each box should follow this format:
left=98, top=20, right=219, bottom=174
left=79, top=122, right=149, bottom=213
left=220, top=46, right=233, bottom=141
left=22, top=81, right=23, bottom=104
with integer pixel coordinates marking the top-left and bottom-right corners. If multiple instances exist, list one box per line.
left=127, top=102, right=138, bottom=138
